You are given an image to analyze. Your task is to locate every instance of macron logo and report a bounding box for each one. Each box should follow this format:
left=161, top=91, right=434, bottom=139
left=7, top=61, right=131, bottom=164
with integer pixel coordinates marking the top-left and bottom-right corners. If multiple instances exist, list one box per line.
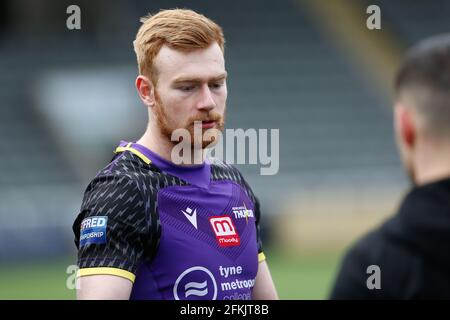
left=182, top=207, right=198, bottom=229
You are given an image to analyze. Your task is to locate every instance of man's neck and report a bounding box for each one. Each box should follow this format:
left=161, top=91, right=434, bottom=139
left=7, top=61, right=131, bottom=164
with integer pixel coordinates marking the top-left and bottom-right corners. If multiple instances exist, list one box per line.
left=136, top=126, right=206, bottom=166
left=136, top=128, right=173, bottom=163
left=415, top=164, right=450, bottom=186
left=414, top=142, right=450, bottom=186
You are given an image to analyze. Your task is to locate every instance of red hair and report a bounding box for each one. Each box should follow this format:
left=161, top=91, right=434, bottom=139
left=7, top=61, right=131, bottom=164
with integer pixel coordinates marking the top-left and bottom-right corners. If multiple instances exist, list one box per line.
left=133, top=9, right=225, bottom=84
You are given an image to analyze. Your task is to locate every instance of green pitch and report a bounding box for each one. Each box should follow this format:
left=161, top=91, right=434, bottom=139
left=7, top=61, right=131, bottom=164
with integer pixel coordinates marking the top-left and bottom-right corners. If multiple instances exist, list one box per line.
left=0, top=252, right=342, bottom=300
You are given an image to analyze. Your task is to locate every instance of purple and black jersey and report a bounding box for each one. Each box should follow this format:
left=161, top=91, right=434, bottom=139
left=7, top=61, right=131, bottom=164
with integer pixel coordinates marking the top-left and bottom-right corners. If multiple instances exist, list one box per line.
left=73, top=141, right=265, bottom=300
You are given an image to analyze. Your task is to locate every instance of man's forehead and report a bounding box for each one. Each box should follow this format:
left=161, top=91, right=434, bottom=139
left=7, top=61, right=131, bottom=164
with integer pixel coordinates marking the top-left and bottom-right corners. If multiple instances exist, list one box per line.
left=154, top=43, right=225, bottom=82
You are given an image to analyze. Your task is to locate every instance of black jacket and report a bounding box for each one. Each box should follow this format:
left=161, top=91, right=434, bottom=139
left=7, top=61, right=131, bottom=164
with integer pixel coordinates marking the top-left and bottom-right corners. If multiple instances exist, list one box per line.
left=330, top=178, right=450, bottom=299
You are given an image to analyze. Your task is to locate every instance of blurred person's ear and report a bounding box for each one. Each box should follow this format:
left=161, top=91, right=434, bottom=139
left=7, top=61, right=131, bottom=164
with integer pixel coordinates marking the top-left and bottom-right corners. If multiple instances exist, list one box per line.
left=395, top=103, right=416, bottom=150
left=136, top=75, right=156, bottom=107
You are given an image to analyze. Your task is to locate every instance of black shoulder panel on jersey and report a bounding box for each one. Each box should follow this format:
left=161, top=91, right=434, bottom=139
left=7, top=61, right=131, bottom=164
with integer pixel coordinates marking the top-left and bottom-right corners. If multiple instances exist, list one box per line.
left=73, top=150, right=189, bottom=274
left=73, top=170, right=148, bottom=274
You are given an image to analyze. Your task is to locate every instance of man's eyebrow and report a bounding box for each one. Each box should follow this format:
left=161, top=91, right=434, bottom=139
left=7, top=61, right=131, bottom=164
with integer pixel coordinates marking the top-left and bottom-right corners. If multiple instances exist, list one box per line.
left=172, top=72, right=228, bottom=84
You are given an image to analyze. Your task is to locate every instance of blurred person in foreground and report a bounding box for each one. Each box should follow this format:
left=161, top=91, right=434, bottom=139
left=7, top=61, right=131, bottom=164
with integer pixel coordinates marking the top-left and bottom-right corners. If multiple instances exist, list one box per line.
left=331, top=34, right=450, bottom=299
left=72, top=9, right=278, bottom=300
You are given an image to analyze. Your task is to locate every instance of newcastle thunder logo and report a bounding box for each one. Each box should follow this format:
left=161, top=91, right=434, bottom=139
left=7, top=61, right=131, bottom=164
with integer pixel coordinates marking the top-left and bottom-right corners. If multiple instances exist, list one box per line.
left=173, top=266, right=218, bottom=300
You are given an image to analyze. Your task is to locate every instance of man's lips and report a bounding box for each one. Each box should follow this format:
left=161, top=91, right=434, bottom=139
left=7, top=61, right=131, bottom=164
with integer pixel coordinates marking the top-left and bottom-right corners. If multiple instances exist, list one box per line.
left=191, top=120, right=217, bottom=129
left=201, top=120, right=216, bottom=129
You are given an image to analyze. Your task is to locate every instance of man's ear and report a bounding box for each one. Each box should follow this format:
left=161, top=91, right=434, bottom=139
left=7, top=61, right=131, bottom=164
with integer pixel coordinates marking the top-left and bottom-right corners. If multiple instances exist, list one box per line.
left=395, top=103, right=416, bottom=149
left=136, top=75, right=156, bottom=107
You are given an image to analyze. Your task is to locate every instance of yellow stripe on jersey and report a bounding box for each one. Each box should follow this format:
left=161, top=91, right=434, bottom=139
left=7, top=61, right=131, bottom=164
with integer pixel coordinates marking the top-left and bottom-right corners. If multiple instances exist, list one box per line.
left=258, top=252, right=266, bottom=262
left=115, top=143, right=152, bottom=165
left=77, top=267, right=136, bottom=283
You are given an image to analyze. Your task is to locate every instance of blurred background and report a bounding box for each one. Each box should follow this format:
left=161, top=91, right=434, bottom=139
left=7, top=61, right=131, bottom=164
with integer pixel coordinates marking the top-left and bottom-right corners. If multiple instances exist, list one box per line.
left=0, top=0, right=449, bottom=299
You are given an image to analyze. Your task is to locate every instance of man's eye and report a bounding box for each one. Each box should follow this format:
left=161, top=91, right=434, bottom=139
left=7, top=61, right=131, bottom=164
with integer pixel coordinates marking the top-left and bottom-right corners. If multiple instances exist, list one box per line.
left=209, top=83, right=223, bottom=89
left=180, top=85, right=195, bottom=92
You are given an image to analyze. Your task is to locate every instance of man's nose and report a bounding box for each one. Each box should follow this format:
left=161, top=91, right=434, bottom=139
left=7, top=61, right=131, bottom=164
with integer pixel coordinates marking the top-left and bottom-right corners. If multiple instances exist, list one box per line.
left=197, top=84, right=216, bottom=111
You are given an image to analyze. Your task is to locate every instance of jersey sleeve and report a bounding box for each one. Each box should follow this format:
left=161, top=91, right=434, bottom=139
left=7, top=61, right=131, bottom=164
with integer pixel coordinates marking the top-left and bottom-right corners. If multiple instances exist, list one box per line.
left=72, top=174, right=148, bottom=283
left=253, top=196, right=265, bottom=262
left=236, top=170, right=265, bottom=262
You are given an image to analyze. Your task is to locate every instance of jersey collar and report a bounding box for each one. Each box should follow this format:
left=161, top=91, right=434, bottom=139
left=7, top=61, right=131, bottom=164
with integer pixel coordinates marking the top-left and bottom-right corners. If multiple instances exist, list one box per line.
left=117, top=140, right=211, bottom=188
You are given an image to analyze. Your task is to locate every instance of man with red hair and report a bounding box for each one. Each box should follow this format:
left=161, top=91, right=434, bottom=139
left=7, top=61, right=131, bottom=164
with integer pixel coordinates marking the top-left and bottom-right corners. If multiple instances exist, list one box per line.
left=73, top=9, right=278, bottom=300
